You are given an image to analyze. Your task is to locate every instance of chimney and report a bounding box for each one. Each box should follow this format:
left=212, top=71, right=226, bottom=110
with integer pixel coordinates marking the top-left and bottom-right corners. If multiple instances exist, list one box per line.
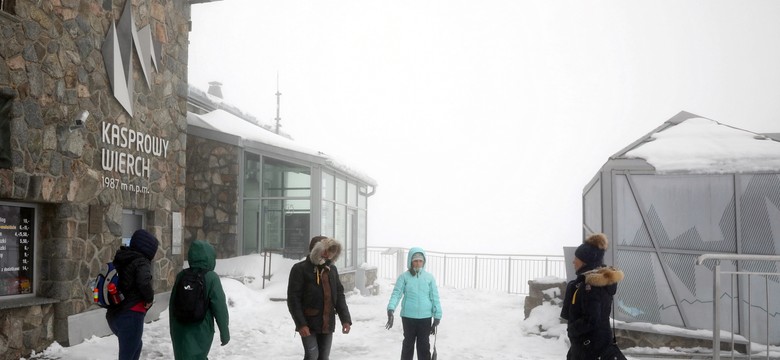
left=207, top=81, right=223, bottom=99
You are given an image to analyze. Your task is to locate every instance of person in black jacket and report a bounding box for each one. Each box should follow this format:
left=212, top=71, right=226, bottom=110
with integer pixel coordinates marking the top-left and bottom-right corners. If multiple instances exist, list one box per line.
left=106, top=229, right=159, bottom=360
left=287, top=236, right=352, bottom=360
left=561, top=233, right=624, bottom=360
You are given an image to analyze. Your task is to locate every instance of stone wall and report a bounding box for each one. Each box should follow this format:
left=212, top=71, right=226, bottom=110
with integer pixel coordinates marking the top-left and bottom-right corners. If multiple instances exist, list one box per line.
left=184, top=135, right=240, bottom=258
left=524, top=278, right=567, bottom=319
left=0, top=0, right=191, bottom=353
left=0, top=300, right=56, bottom=360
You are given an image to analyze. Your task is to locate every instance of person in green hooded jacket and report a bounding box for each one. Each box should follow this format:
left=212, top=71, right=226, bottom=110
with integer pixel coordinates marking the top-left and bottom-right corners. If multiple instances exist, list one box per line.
left=169, top=240, right=230, bottom=360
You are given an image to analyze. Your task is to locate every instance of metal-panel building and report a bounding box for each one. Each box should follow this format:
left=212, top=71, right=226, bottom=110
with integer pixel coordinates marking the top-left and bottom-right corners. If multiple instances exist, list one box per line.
left=583, top=111, right=780, bottom=344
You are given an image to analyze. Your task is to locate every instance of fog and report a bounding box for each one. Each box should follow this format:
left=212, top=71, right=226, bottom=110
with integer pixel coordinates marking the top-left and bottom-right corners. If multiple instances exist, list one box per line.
left=188, top=0, right=780, bottom=255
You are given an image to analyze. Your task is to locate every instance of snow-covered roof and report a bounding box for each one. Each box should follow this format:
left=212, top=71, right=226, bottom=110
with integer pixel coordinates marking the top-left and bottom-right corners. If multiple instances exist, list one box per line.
left=188, top=85, right=292, bottom=138
left=188, top=109, right=377, bottom=185
left=619, top=114, right=780, bottom=174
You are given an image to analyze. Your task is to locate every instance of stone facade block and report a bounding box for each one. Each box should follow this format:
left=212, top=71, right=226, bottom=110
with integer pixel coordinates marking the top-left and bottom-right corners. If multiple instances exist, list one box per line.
left=0, top=303, right=55, bottom=360
left=184, top=135, right=239, bottom=257
left=0, top=0, right=191, bottom=349
left=524, top=278, right=566, bottom=319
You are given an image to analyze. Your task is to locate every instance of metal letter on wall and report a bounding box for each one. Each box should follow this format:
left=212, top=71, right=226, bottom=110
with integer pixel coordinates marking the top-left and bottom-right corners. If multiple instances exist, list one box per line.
left=101, top=1, right=162, bottom=117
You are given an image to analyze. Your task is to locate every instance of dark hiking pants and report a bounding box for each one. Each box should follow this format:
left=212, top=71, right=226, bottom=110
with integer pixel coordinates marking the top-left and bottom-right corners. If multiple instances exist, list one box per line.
left=401, top=317, right=432, bottom=360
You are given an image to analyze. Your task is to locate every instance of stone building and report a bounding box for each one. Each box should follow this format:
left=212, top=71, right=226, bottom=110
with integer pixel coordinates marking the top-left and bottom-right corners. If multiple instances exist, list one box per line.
left=0, top=1, right=377, bottom=358
left=0, top=1, right=190, bottom=358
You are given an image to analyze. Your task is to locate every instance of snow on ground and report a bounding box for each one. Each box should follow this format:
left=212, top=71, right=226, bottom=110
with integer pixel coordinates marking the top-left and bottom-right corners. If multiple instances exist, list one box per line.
left=22, top=253, right=780, bottom=359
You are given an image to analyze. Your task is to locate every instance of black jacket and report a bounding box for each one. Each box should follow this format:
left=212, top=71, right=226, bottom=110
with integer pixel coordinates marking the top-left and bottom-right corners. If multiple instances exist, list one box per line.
left=287, top=257, right=351, bottom=333
left=106, top=247, right=154, bottom=318
left=561, top=266, right=624, bottom=360
left=287, top=238, right=352, bottom=334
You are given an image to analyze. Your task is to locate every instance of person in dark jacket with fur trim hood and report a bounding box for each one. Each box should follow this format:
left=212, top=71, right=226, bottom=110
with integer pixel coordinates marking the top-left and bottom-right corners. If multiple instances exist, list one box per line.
left=287, top=236, right=352, bottom=360
left=106, top=229, right=159, bottom=360
left=561, top=233, right=625, bottom=360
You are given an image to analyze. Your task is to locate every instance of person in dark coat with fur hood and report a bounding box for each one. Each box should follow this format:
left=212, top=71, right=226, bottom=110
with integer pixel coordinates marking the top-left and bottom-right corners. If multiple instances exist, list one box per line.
left=106, top=229, right=159, bottom=360
left=561, top=233, right=625, bottom=360
left=287, top=236, right=352, bottom=360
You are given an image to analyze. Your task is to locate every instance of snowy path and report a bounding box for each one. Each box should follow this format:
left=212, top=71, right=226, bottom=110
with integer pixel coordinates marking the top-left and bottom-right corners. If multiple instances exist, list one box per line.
left=30, top=278, right=571, bottom=359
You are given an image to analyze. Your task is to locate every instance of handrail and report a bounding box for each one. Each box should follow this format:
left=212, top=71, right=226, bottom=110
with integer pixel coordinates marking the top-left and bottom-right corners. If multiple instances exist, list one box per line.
left=696, top=253, right=780, bottom=359
left=696, top=253, right=780, bottom=265
left=368, top=246, right=566, bottom=294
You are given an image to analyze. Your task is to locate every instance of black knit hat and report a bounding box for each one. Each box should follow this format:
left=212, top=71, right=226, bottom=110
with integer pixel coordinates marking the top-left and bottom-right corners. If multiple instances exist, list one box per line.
left=130, top=229, right=159, bottom=260
left=574, top=233, right=608, bottom=265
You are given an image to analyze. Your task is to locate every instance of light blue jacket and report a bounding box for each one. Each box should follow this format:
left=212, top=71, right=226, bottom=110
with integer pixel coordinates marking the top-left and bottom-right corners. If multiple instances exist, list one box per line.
left=387, top=247, right=443, bottom=320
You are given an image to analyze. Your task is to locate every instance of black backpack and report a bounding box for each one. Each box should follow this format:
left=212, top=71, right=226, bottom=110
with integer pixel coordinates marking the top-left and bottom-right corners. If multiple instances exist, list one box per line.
left=172, top=268, right=209, bottom=323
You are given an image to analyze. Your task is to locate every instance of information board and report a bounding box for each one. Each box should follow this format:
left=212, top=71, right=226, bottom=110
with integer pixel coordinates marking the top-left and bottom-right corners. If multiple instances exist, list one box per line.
left=0, top=204, right=34, bottom=296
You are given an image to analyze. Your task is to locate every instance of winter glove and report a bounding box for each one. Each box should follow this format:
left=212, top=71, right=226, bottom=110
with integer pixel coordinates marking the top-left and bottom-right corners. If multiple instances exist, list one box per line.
left=385, top=310, right=394, bottom=330
left=431, top=318, right=440, bottom=335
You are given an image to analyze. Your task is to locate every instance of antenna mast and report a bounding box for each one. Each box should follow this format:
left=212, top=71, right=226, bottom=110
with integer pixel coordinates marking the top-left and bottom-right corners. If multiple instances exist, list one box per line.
left=274, top=72, right=282, bottom=134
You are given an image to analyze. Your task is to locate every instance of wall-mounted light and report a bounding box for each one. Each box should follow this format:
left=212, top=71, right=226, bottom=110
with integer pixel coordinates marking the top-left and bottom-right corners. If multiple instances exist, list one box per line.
left=69, top=110, right=89, bottom=132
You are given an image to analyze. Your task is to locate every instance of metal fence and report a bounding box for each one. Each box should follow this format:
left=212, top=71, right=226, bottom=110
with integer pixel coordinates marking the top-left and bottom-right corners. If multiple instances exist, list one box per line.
left=368, top=246, right=566, bottom=295
left=697, top=253, right=780, bottom=359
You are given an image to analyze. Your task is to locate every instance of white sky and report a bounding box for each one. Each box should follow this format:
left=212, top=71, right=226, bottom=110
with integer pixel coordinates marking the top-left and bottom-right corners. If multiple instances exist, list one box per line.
left=30, top=254, right=780, bottom=359
left=186, top=0, right=780, bottom=255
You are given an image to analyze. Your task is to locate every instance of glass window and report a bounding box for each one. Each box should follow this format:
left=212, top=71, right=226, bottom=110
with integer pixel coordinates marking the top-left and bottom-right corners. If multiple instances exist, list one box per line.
left=0, top=203, right=35, bottom=297
left=244, top=153, right=261, bottom=199
left=260, top=199, right=311, bottom=255
left=321, top=201, right=334, bottom=237
left=261, top=199, right=284, bottom=251
left=358, top=210, right=367, bottom=266
left=335, top=204, right=346, bottom=268
left=347, top=182, right=357, bottom=207
left=358, top=186, right=367, bottom=209
left=345, top=209, right=356, bottom=268
left=262, top=157, right=310, bottom=198
left=121, top=210, right=145, bottom=247
left=282, top=199, right=311, bottom=259
left=335, top=177, right=346, bottom=204
left=322, top=172, right=334, bottom=200
left=242, top=199, right=260, bottom=254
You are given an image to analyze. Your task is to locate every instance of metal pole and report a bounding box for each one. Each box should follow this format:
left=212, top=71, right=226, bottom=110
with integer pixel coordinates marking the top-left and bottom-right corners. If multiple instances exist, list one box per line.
left=507, top=257, right=512, bottom=294
left=397, top=249, right=405, bottom=279
left=474, top=256, right=478, bottom=289
left=748, top=276, right=752, bottom=359
left=262, top=251, right=267, bottom=289
left=443, top=254, right=447, bottom=287
left=730, top=274, right=735, bottom=360
left=766, top=276, right=769, bottom=359
left=545, top=256, right=549, bottom=277
left=714, top=261, right=721, bottom=360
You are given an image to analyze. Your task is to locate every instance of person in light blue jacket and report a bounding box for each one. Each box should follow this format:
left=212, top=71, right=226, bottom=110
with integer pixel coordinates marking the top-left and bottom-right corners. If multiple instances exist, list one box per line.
left=385, top=247, right=442, bottom=360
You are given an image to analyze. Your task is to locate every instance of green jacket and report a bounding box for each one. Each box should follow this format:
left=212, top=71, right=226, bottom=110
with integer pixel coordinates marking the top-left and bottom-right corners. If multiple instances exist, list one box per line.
left=169, top=240, right=230, bottom=360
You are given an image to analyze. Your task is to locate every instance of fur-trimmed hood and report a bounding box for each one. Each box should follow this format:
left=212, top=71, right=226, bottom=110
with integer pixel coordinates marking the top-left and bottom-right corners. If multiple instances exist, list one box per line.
left=582, top=266, right=624, bottom=287
left=309, top=237, right=342, bottom=265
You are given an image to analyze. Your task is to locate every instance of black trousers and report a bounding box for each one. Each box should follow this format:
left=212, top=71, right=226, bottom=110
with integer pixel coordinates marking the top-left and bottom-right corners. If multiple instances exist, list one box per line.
left=401, top=317, right=432, bottom=360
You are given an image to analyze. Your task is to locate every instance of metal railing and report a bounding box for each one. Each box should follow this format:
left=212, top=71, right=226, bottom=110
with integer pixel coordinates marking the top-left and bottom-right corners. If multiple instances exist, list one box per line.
left=696, top=253, right=780, bottom=359
left=368, top=246, right=566, bottom=294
